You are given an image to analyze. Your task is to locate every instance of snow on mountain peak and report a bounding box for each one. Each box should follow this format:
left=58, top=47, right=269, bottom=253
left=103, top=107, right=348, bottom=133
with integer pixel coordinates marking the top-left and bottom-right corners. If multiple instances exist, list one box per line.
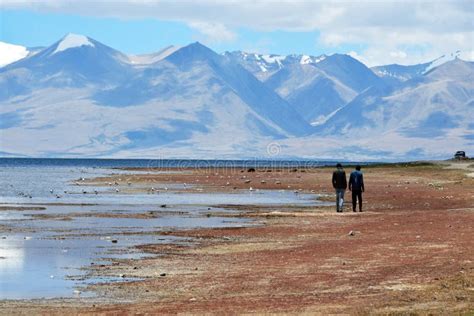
left=261, top=54, right=286, bottom=65
left=424, top=51, right=461, bottom=73
left=53, top=33, right=94, bottom=55
left=300, top=55, right=311, bottom=64
left=300, top=54, right=325, bottom=65
left=0, top=41, right=29, bottom=67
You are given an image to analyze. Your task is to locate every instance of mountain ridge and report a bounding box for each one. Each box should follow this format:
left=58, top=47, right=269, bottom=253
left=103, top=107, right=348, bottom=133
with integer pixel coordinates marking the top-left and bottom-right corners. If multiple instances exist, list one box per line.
left=0, top=34, right=472, bottom=160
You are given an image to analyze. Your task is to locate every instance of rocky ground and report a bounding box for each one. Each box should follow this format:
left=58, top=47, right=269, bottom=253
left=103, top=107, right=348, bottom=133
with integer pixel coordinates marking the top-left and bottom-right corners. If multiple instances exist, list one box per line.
left=1, top=161, right=473, bottom=315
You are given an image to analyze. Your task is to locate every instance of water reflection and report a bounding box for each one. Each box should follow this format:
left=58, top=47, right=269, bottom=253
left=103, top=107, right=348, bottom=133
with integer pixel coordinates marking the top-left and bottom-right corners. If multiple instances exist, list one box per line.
left=0, top=244, right=25, bottom=273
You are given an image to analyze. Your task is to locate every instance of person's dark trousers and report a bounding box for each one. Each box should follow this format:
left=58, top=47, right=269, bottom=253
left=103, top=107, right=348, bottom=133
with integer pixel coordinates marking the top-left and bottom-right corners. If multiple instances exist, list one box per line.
left=352, top=190, right=363, bottom=212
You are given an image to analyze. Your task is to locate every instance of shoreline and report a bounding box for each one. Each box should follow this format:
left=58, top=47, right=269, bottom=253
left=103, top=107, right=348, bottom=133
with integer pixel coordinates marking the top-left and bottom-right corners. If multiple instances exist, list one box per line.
left=1, top=161, right=473, bottom=314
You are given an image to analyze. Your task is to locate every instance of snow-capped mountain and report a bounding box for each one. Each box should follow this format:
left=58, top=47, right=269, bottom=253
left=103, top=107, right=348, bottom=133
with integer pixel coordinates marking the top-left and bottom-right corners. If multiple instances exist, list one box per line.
left=0, top=41, right=43, bottom=67
left=1, top=33, right=132, bottom=86
left=317, top=58, right=474, bottom=139
left=0, top=37, right=311, bottom=157
left=0, top=33, right=134, bottom=101
left=371, top=51, right=462, bottom=83
left=264, top=54, right=382, bottom=125
left=227, top=51, right=382, bottom=125
left=0, top=34, right=472, bottom=160
left=224, top=51, right=326, bottom=80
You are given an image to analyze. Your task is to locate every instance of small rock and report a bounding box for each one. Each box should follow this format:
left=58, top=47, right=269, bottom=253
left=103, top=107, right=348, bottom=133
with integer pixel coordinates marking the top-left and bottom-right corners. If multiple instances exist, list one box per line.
left=111, top=239, right=118, bottom=243
left=348, top=231, right=355, bottom=236
left=160, top=273, right=166, bottom=277
left=244, top=179, right=251, bottom=183
left=160, top=204, right=167, bottom=208
left=275, top=181, right=281, bottom=185
left=190, top=297, right=197, bottom=301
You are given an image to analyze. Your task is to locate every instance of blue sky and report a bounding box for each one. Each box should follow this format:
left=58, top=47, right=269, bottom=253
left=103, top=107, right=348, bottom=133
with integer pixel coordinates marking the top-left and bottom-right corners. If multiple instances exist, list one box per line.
left=1, top=1, right=472, bottom=66
left=1, top=9, right=362, bottom=56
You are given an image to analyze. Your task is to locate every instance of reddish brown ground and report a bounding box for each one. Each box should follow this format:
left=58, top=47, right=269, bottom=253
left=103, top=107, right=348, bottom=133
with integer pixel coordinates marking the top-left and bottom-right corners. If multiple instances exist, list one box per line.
left=1, top=162, right=473, bottom=315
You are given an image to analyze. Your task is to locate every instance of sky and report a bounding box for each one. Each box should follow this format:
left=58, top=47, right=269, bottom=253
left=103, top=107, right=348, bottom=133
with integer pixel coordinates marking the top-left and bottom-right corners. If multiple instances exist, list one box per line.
left=1, top=0, right=473, bottom=67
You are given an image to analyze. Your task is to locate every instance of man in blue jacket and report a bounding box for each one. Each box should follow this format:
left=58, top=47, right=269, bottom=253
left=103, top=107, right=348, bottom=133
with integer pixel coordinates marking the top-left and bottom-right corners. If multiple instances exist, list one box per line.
left=349, top=165, right=365, bottom=212
left=332, top=163, right=347, bottom=212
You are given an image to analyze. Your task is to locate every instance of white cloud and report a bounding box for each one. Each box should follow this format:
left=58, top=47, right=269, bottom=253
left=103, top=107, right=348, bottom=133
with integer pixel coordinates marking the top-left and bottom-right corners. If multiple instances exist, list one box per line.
left=188, top=21, right=236, bottom=43
left=2, top=0, right=473, bottom=66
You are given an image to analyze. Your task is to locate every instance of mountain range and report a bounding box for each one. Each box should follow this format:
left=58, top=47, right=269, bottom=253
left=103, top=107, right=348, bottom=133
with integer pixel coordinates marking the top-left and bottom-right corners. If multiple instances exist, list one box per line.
left=0, top=34, right=472, bottom=160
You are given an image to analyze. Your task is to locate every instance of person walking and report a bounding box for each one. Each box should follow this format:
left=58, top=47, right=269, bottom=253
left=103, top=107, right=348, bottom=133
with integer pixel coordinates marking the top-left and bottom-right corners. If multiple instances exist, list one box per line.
left=349, top=165, right=365, bottom=212
left=332, top=163, right=347, bottom=212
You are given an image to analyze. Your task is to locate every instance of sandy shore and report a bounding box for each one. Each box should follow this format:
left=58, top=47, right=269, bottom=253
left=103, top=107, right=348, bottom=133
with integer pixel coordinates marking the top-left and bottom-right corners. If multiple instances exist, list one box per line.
left=1, top=161, right=473, bottom=315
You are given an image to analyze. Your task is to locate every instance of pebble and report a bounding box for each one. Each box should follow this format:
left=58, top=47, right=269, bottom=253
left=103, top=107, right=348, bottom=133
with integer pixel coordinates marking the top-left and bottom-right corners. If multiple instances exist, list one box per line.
left=160, top=273, right=166, bottom=277
left=348, top=230, right=355, bottom=236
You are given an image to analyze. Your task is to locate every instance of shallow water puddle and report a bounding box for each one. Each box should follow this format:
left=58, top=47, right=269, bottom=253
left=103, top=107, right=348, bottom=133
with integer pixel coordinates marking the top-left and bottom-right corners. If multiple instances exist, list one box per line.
left=0, top=165, right=323, bottom=300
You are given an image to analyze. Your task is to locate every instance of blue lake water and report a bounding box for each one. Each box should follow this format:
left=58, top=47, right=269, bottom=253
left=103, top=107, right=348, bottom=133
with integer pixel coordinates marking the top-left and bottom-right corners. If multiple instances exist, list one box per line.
left=0, top=157, right=340, bottom=169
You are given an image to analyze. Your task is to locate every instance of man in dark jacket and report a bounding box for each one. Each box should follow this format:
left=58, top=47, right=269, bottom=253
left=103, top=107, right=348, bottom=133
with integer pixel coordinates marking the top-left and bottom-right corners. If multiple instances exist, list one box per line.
left=349, top=165, right=365, bottom=212
left=332, top=163, right=347, bottom=212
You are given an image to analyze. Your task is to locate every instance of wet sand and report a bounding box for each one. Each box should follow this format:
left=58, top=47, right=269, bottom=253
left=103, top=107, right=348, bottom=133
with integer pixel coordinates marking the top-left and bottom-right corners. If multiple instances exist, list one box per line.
left=1, top=161, right=473, bottom=315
